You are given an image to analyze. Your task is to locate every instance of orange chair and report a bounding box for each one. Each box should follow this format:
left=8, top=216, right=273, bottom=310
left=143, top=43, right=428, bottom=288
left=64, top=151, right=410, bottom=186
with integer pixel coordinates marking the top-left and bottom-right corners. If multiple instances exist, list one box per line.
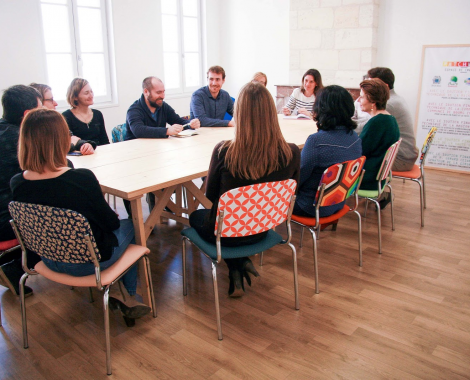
left=393, top=127, right=437, bottom=227
left=291, top=157, right=366, bottom=294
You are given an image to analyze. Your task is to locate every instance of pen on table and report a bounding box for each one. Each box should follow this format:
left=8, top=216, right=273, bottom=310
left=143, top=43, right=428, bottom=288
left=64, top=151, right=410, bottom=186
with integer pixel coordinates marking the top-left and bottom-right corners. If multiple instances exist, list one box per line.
left=182, top=123, right=191, bottom=130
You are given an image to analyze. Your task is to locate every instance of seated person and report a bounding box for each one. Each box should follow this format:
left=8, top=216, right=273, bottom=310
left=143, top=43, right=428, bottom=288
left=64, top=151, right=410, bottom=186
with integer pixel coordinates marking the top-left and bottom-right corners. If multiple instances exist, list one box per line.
left=0, top=85, right=42, bottom=296
left=62, top=78, right=110, bottom=146
left=358, top=79, right=400, bottom=202
left=252, top=72, right=267, bottom=86
left=188, top=82, right=300, bottom=297
left=125, top=76, right=200, bottom=140
left=282, top=69, right=323, bottom=119
left=11, top=108, right=151, bottom=325
left=294, top=85, right=362, bottom=218
left=190, top=66, right=234, bottom=127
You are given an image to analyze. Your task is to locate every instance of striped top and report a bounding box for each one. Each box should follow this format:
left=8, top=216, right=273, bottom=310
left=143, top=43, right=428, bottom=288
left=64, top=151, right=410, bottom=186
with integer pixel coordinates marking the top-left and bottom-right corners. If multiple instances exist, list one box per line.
left=285, top=88, right=315, bottom=115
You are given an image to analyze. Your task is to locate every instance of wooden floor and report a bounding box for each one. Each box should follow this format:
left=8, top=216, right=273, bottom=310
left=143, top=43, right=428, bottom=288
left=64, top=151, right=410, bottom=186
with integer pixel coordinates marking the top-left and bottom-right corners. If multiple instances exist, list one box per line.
left=1, top=169, right=469, bottom=379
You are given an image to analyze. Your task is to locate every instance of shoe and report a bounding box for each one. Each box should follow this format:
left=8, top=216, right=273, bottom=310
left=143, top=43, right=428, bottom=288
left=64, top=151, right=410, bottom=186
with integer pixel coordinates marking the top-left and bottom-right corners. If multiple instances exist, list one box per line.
left=320, top=221, right=338, bottom=231
left=379, top=193, right=391, bottom=210
left=0, top=259, right=33, bottom=297
left=240, top=257, right=260, bottom=287
left=228, top=269, right=244, bottom=297
left=109, top=284, right=151, bottom=323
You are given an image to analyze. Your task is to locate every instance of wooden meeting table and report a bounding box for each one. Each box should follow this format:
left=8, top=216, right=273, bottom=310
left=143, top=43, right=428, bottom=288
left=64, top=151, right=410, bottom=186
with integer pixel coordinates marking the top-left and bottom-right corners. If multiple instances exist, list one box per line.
left=68, top=115, right=317, bottom=305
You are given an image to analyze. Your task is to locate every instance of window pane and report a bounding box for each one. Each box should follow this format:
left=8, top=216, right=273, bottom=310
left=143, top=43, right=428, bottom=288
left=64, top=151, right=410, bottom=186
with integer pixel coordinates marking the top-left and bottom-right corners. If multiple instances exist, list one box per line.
left=81, top=54, right=107, bottom=96
left=182, top=0, right=198, bottom=17
left=161, top=0, right=177, bottom=15
left=184, top=53, right=200, bottom=87
left=163, top=53, right=180, bottom=89
left=161, top=15, right=179, bottom=53
left=41, top=0, right=67, bottom=4
left=46, top=54, right=74, bottom=100
left=183, top=17, right=198, bottom=52
left=41, top=4, right=71, bottom=53
left=77, top=7, right=104, bottom=53
left=77, top=0, right=100, bottom=7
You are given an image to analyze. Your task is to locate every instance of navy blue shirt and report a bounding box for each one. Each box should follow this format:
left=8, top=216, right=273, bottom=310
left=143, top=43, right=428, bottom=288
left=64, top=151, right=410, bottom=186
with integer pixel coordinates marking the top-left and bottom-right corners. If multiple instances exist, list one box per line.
left=190, top=86, right=233, bottom=127
left=125, top=94, right=187, bottom=140
left=296, top=127, right=362, bottom=217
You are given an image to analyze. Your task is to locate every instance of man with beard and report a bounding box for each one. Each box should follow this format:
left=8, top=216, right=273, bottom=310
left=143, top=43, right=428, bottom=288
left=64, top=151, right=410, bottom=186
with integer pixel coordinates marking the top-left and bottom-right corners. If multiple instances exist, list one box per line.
left=125, top=76, right=200, bottom=140
left=190, top=66, right=234, bottom=127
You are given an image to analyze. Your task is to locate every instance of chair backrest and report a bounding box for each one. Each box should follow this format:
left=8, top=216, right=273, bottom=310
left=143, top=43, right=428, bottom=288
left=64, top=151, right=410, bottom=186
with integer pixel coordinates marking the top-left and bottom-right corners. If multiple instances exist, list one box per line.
left=316, top=156, right=366, bottom=207
left=9, top=202, right=100, bottom=263
left=111, top=123, right=127, bottom=143
left=419, top=127, right=437, bottom=166
left=215, top=179, right=297, bottom=238
left=376, top=139, right=402, bottom=182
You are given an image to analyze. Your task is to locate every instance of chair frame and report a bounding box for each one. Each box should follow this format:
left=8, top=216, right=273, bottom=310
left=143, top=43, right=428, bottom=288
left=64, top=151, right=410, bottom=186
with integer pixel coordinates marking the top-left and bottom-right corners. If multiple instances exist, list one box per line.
left=292, top=158, right=366, bottom=294
left=0, top=240, right=20, bottom=326
left=182, top=187, right=298, bottom=341
left=393, top=127, right=437, bottom=227
left=359, top=139, right=402, bottom=254
left=9, top=203, right=157, bottom=376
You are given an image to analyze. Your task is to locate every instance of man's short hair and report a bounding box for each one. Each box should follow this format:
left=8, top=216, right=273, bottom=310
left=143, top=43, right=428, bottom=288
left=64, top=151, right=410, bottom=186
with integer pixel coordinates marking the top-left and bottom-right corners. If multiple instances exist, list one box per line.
left=367, top=67, right=395, bottom=90
left=207, top=66, right=226, bottom=79
left=142, top=76, right=163, bottom=92
left=1, top=85, right=41, bottom=126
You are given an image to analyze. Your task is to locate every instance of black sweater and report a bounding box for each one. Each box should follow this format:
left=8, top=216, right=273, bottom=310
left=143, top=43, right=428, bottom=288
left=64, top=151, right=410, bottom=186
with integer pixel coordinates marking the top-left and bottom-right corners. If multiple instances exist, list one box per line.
left=63, top=109, right=110, bottom=146
left=10, top=169, right=120, bottom=261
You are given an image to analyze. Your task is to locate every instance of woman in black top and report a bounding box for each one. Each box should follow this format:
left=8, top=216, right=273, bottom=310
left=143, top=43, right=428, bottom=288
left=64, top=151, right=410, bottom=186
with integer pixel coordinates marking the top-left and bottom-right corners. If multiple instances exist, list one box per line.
left=62, top=78, right=110, bottom=146
left=189, top=82, right=300, bottom=297
left=11, top=108, right=149, bottom=325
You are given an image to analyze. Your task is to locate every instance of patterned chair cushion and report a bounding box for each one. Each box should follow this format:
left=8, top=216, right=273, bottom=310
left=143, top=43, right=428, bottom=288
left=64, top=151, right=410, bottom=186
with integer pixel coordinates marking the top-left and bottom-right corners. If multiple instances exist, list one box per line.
left=215, top=179, right=297, bottom=238
left=111, top=123, right=127, bottom=143
left=9, top=202, right=100, bottom=263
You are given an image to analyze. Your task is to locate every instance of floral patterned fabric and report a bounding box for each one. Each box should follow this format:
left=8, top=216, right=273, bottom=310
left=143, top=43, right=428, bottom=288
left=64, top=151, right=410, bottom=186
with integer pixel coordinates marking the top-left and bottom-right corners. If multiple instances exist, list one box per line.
left=8, top=202, right=100, bottom=263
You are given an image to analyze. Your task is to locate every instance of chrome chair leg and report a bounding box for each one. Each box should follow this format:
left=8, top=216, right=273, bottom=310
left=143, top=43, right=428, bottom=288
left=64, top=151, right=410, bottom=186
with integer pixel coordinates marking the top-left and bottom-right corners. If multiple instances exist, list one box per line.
left=387, top=186, right=395, bottom=231
left=20, top=272, right=29, bottom=349
left=374, top=200, right=382, bottom=254
left=182, top=237, right=188, bottom=296
left=88, top=287, right=94, bottom=303
left=422, top=172, right=427, bottom=209
left=299, top=226, right=304, bottom=248
left=364, top=199, right=369, bottom=218
left=103, top=285, right=112, bottom=375
left=288, top=242, right=299, bottom=310
left=211, top=262, right=223, bottom=340
left=415, top=178, right=424, bottom=227
left=310, top=228, right=319, bottom=294
left=354, top=210, right=363, bottom=267
left=259, top=251, right=264, bottom=266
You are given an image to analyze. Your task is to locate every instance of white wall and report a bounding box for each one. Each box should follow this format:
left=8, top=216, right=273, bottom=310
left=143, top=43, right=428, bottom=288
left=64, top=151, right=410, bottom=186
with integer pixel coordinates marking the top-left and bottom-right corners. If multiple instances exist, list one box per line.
left=376, top=0, right=470, bottom=123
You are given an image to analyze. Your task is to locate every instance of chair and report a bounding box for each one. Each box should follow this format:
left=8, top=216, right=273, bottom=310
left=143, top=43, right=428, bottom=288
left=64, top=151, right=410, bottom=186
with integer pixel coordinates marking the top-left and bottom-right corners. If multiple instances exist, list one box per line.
left=181, top=179, right=298, bottom=340
left=358, top=139, right=402, bottom=254
left=8, top=202, right=157, bottom=375
left=111, top=123, right=127, bottom=143
left=291, top=157, right=366, bottom=294
left=392, top=127, right=437, bottom=227
left=0, top=238, right=20, bottom=326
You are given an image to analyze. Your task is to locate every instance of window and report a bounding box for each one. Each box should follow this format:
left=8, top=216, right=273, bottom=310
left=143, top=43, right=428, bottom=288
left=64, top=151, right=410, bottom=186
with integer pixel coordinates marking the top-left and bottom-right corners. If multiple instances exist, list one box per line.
left=161, top=0, right=203, bottom=95
left=39, top=0, right=115, bottom=105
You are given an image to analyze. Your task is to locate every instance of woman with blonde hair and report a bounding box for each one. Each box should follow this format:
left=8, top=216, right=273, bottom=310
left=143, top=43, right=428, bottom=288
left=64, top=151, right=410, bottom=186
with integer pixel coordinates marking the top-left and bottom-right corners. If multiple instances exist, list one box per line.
left=189, top=82, right=300, bottom=297
left=63, top=78, right=109, bottom=146
left=11, top=108, right=150, bottom=326
left=252, top=72, right=267, bottom=86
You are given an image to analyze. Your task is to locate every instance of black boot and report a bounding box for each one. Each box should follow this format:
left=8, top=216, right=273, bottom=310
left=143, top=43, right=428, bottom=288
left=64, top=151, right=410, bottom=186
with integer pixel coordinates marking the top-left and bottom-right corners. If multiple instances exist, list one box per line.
left=228, top=269, right=244, bottom=297
left=239, top=257, right=260, bottom=287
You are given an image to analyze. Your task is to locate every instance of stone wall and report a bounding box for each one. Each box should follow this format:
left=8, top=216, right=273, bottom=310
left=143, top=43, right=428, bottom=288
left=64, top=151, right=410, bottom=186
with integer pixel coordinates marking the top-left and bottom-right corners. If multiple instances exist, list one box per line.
left=289, top=0, right=379, bottom=88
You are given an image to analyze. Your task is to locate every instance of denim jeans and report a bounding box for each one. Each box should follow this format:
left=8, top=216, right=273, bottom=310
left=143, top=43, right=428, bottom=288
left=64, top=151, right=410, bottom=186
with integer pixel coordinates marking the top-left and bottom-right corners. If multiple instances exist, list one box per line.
left=42, top=219, right=138, bottom=295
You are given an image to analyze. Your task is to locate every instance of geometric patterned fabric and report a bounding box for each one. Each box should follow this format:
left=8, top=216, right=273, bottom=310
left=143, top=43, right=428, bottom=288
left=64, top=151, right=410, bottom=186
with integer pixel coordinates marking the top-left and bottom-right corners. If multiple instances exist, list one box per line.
left=419, top=127, right=437, bottom=165
left=215, top=179, right=297, bottom=237
left=316, top=156, right=366, bottom=207
left=8, top=202, right=100, bottom=263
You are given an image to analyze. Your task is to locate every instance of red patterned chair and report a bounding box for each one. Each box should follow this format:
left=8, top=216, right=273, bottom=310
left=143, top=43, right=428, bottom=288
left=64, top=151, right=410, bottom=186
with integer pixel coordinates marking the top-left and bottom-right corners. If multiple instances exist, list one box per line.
left=393, top=127, right=437, bottom=227
left=358, top=139, right=402, bottom=254
left=181, top=179, right=298, bottom=340
left=291, top=157, right=366, bottom=294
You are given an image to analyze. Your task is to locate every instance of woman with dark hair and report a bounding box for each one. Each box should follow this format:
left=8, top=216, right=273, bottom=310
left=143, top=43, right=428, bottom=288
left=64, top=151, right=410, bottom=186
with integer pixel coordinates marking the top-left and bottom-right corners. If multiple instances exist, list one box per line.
left=62, top=78, right=110, bottom=146
left=294, top=85, right=362, bottom=218
left=11, top=108, right=150, bottom=325
left=358, top=78, right=400, bottom=196
left=189, top=82, right=300, bottom=297
left=282, top=69, right=323, bottom=119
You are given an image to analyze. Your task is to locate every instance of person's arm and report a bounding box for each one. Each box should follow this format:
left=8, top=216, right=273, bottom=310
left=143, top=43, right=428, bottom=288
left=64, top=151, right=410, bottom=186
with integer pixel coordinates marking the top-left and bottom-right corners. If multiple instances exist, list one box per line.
left=359, top=119, right=377, bottom=158
left=205, top=143, right=224, bottom=203
left=298, top=135, right=317, bottom=188
left=190, top=92, right=230, bottom=127
left=96, top=111, right=110, bottom=145
left=126, top=107, right=168, bottom=139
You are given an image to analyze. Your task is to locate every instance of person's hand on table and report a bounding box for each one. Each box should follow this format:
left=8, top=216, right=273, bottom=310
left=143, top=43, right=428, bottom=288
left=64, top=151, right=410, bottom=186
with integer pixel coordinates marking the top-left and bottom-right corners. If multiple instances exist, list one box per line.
left=167, top=124, right=183, bottom=135
left=80, top=143, right=95, bottom=155
left=297, top=107, right=312, bottom=118
left=228, top=120, right=235, bottom=127
left=190, top=118, right=200, bottom=129
left=282, top=107, right=291, bottom=116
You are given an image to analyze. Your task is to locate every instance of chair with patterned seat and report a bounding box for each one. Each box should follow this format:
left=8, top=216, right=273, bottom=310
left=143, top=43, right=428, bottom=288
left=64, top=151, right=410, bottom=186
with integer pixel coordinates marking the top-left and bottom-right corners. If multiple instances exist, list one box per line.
left=392, top=127, right=437, bottom=227
left=358, top=139, right=402, bottom=254
left=181, top=179, right=298, bottom=340
left=8, top=201, right=157, bottom=375
left=291, top=157, right=366, bottom=294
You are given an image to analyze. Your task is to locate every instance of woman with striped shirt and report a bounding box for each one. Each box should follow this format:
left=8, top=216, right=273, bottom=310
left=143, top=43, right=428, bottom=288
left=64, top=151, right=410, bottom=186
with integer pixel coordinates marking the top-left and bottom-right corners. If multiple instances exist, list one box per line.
left=283, top=69, right=323, bottom=119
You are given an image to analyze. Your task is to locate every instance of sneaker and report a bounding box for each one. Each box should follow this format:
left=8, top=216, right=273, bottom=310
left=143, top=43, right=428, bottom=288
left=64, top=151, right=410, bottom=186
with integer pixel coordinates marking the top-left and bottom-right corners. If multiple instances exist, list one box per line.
left=0, top=259, right=33, bottom=297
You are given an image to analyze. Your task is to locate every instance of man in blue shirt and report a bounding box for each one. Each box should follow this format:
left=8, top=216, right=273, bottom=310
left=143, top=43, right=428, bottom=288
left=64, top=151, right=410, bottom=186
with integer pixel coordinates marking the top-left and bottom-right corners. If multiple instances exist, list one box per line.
left=125, top=76, right=200, bottom=140
left=190, top=66, right=234, bottom=127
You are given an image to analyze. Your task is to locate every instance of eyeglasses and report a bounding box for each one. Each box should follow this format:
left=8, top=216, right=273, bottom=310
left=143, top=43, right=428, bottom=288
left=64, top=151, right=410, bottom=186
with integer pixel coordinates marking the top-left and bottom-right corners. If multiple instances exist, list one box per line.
left=43, top=97, right=55, bottom=103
